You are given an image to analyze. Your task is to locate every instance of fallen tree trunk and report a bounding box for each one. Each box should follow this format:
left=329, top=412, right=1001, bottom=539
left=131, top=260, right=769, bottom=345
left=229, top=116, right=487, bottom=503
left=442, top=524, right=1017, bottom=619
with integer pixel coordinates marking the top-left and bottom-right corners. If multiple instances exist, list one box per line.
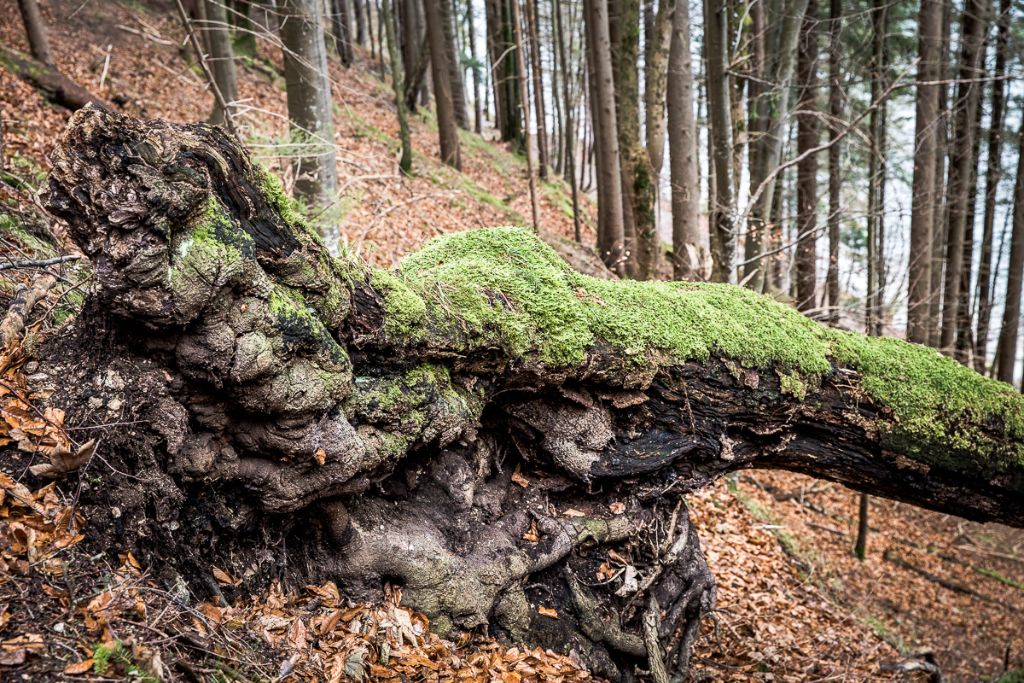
left=0, top=43, right=107, bottom=111
left=33, top=107, right=1024, bottom=680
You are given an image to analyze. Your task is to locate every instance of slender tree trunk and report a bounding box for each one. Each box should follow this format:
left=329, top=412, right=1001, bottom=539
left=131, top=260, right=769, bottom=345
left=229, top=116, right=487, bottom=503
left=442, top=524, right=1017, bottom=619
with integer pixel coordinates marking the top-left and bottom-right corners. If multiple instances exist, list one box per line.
left=612, top=0, right=654, bottom=278
left=382, top=0, right=412, bottom=174
left=279, top=0, right=339, bottom=249
left=525, top=0, right=549, bottom=179
left=907, top=0, right=942, bottom=344
left=333, top=0, right=354, bottom=66
left=958, top=79, right=987, bottom=362
left=510, top=0, right=540, bottom=229
left=940, top=0, right=989, bottom=356
left=975, top=0, right=1009, bottom=371
left=705, top=0, right=735, bottom=283
left=865, top=0, right=887, bottom=335
left=854, top=492, right=869, bottom=559
left=644, top=0, right=672, bottom=179
left=826, top=0, right=842, bottom=323
left=667, top=0, right=700, bottom=280
left=354, top=0, right=367, bottom=44
left=743, top=0, right=811, bottom=292
left=928, top=1, right=952, bottom=348
left=795, top=0, right=818, bottom=312
left=585, top=0, right=626, bottom=273
left=467, top=0, right=484, bottom=134
left=554, top=0, right=582, bottom=242
left=440, top=0, right=471, bottom=130
left=996, top=121, right=1024, bottom=384
left=16, top=0, right=54, bottom=66
left=203, top=0, right=239, bottom=127
left=424, top=0, right=463, bottom=169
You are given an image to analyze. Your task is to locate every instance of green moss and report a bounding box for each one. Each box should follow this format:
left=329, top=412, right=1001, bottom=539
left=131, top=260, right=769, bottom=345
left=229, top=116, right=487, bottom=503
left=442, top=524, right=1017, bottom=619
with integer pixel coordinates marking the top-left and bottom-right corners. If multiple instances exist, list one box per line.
left=370, top=269, right=427, bottom=338
left=394, top=227, right=830, bottom=372
left=778, top=371, right=808, bottom=400
left=269, top=284, right=348, bottom=366
left=374, top=227, right=1024, bottom=474
left=257, top=166, right=316, bottom=240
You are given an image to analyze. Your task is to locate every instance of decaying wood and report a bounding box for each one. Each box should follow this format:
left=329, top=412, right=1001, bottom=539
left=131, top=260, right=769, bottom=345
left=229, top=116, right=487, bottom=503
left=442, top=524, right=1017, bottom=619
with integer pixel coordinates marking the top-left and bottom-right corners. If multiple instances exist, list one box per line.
left=32, top=107, right=1024, bottom=681
left=0, top=43, right=107, bottom=111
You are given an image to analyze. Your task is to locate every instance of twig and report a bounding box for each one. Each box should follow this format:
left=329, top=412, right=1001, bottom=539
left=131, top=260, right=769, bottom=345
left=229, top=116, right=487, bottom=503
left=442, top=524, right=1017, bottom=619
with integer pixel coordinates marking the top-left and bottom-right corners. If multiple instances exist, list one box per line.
left=0, top=255, right=80, bottom=272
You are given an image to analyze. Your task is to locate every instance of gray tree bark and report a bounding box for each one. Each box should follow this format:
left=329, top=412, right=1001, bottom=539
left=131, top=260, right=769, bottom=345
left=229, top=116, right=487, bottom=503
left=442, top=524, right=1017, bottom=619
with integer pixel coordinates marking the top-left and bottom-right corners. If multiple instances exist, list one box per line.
left=667, top=0, right=700, bottom=280
left=279, top=0, right=339, bottom=247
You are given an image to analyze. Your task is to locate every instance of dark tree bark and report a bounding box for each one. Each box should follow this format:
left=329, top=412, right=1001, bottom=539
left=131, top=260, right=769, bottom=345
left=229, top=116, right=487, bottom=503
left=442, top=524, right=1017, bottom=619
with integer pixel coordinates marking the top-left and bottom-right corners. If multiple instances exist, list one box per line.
left=940, top=0, right=989, bottom=357
left=440, top=0, right=470, bottom=130
left=907, top=0, right=942, bottom=344
left=16, top=0, right=54, bottom=66
left=584, top=0, right=626, bottom=274
left=424, top=0, right=463, bottom=169
left=704, top=0, right=735, bottom=284
left=553, top=0, right=582, bottom=243
left=825, top=0, right=842, bottom=323
left=975, top=0, right=1010, bottom=372
left=202, top=0, right=239, bottom=126
left=510, top=0, right=540, bottom=229
left=487, top=0, right=523, bottom=144
left=355, top=0, right=368, bottom=45
left=865, top=0, right=887, bottom=336
left=382, top=0, right=412, bottom=174
left=525, top=0, right=549, bottom=179
left=928, top=1, right=953, bottom=349
left=794, top=0, right=818, bottom=313
left=333, top=0, right=355, bottom=66
left=997, top=120, right=1024, bottom=384
left=40, top=108, right=1024, bottom=683
left=279, top=0, right=339, bottom=242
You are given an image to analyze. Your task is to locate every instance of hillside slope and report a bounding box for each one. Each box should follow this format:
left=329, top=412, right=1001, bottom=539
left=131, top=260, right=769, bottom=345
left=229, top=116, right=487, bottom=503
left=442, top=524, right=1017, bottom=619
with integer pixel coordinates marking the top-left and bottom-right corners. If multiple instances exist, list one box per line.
left=0, top=1, right=1022, bottom=681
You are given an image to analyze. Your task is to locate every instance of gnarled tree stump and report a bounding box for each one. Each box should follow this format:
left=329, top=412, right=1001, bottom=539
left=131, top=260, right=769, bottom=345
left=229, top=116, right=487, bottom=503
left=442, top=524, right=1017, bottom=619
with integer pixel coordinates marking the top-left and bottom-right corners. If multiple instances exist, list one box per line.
left=35, top=107, right=1024, bottom=680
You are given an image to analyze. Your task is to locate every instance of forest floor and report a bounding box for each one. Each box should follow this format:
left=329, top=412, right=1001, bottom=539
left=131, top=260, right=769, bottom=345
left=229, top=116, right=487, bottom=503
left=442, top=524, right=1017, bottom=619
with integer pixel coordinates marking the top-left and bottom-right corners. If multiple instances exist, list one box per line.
left=0, top=0, right=1022, bottom=680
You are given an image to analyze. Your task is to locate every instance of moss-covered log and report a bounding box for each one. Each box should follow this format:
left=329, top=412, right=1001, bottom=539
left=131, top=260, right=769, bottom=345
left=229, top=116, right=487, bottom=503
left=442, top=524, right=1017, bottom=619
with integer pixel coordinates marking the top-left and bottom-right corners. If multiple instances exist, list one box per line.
left=36, top=107, right=1024, bottom=680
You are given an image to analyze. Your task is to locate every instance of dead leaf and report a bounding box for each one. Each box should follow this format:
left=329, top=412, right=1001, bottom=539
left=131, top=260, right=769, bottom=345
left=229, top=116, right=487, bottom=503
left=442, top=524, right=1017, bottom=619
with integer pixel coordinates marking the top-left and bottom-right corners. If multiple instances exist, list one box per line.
left=511, top=467, right=529, bottom=488
left=563, top=508, right=586, bottom=518
left=63, top=659, right=95, bottom=675
left=609, top=502, right=625, bottom=514
left=537, top=606, right=558, bottom=619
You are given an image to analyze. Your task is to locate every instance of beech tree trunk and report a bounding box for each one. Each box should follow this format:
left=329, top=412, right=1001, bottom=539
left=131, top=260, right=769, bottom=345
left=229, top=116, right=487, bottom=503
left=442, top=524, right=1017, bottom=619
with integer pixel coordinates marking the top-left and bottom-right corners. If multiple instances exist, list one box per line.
left=825, top=0, right=842, bottom=323
left=794, top=0, right=818, bottom=313
left=40, top=108, right=1024, bottom=683
left=907, top=0, right=942, bottom=344
left=525, top=0, right=549, bottom=179
left=439, top=0, right=470, bottom=130
left=279, top=0, right=339, bottom=244
left=613, top=0, right=656, bottom=279
left=974, top=0, right=1009, bottom=371
left=742, top=0, right=810, bottom=292
left=704, top=0, right=735, bottom=284
left=584, top=0, right=626, bottom=274
left=16, top=0, right=54, bottom=66
left=996, top=120, right=1024, bottom=384
left=667, top=0, right=700, bottom=281
left=424, top=0, right=463, bottom=169
left=203, top=0, right=239, bottom=126
left=382, top=0, right=412, bottom=174
left=940, top=0, right=989, bottom=356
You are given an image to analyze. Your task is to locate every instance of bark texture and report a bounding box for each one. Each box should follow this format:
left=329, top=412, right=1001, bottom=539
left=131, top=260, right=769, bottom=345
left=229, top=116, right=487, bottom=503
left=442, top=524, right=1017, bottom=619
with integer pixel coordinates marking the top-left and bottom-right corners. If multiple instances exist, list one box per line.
left=40, top=108, right=1024, bottom=682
